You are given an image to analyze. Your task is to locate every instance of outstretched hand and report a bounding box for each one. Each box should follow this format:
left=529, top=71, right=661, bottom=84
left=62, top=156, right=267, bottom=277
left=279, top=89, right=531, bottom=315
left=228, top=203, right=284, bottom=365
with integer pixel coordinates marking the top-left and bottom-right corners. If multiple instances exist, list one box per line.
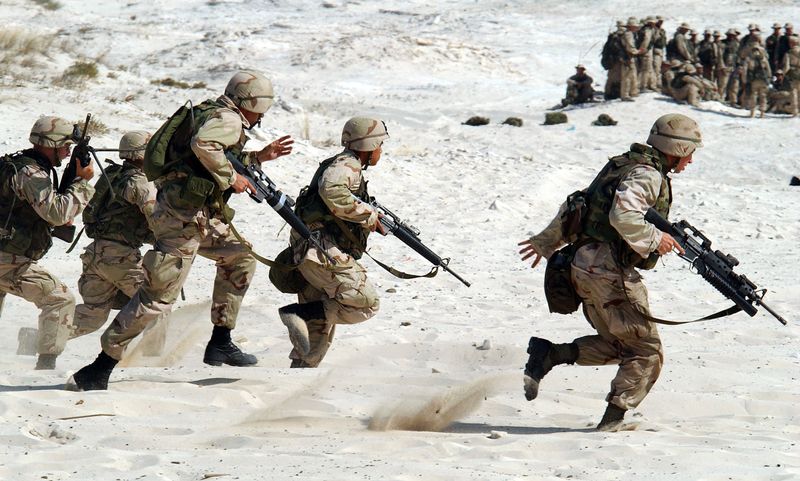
left=257, top=135, right=294, bottom=162
left=518, top=238, right=544, bottom=269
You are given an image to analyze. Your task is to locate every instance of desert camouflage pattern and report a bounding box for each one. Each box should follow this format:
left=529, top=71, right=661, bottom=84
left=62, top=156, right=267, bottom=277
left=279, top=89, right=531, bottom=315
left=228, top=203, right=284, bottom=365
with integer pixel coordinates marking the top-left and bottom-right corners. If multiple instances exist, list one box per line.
left=28, top=116, right=74, bottom=148
left=782, top=46, right=800, bottom=115
left=10, top=161, right=94, bottom=227
left=620, top=30, right=640, bottom=99
left=673, top=31, right=694, bottom=62
left=0, top=252, right=74, bottom=355
left=190, top=95, right=257, bottom=191
left=289, top=151, right=380, bottom=366
left=672, top=75, right=703, bottom=106
left=99, top=196, right=257, bottom=359
left=224, top=70, right=274, bottom=114
left=119, top=130, right=151, bottom=161
left=73, top=167, right=157, bottom=337
left=529, top=163, right=668, bottom=410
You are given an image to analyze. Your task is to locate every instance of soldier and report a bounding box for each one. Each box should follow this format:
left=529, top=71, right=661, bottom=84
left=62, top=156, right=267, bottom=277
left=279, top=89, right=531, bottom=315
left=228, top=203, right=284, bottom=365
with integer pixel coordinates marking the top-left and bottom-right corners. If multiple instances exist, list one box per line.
left=687, top=30, right=699, bottom=62
left=519, top=113, right=703, bottom=432
left=765, top=23, right=783, bottom=73
left=738, top=24, right=763, bottom=61
left=768, top=70, right=797, bottom=115
left=70, top=131, right=161, bottom=348
left=670, top=23, right=694, bottom=63
left=561, top=64, right=595, bottom=106
left=67, top=70, right=294, bottom=390
left=0, top=117, right=95, bottom=369
left=602, top=21, right=626, bottom=100
left=637, top=17, right=658, bottom=91
left=777, top=23, right=794, bottom=67
left=671, top=64, right=703, bottom=107
left=277, top=117, right=388, bottom=368
left=697, top=30, right=717, bottom=81
left=620, top=17, right=644, bottom=101
left=781, top=35, right=800, bottom=117
left=723, top=29, right=743, bottom=105
left=742, top=46, right=772, bottom=117
left=713, top=31, right=727, bottom=88
left=662, top=59, right=683, bottom=96
left=652, top=16, right=668, bottom=90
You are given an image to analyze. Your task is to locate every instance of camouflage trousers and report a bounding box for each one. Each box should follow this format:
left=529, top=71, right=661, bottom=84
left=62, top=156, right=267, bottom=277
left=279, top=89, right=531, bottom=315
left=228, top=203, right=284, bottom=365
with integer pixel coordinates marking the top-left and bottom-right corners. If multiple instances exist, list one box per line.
left=604, top=63, right=621, bottom=99
left=620, top=59, right=639, bottom=99
left=673, top=83, right=701, bottom=107
left=72, top=239, right=167, bottom=354
left=653, top=50, right=664, bottom=89
left=99, top=197, right=256, bottom=360
left=746, top=80, right=768, bottom=115
left=0, top=251, right=73, bottom=355
left=638, top=52, right=658, bottom=91
left=290, top=253, right=379, bottom=366
left=768, top=90, right=795, bottom=114
left=571, top=266, right=663, bottom=411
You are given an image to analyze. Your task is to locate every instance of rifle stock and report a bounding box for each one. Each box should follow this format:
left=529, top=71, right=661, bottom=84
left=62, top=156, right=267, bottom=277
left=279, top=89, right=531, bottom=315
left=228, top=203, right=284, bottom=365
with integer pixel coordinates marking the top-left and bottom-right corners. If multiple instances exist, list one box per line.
left=645, top=208, right=787, bottom=325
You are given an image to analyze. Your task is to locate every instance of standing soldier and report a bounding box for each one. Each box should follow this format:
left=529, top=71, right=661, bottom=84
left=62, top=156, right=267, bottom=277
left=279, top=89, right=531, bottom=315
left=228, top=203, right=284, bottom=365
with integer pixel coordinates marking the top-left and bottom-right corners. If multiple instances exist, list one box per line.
left=0, top=117, right=95, bottom=369
left=743, top=46, right=772, bottom=117
left=652, top=16, right=668, bottom=90
left=697, top=30, right=717, bottom=81
left=620, top=17, right=644, bottom=101
left=738, top=24, right=762, bottom=61
left=777, top=23, right=794, bottom=67
left=723, top=29, right=743, bottom=105
left=713, top=31, right=727, bottom=88
left=278, top=117, right=388, bottom=368
left=782, top=35, right=800, bottom=117
left=687, top=30, right=699, bottom=63
left=637, top=17, right=658, bottom=91
left=765, top=23, right=783, bottom=73
left=670, top=23, right=694, bottom=63
left=602, top=21, right=626, bottom=100
left=518, top=114, right=703, bottom=432
left=67, top=71, right=294, bottom=390
left=70, top=131, right=161, bottom=349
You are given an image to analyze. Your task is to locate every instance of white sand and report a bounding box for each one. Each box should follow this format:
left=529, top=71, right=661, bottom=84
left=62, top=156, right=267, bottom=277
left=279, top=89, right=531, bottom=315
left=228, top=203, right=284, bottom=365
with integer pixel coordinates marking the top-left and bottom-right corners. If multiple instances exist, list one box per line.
left=1, top=1, right=798, bottom=480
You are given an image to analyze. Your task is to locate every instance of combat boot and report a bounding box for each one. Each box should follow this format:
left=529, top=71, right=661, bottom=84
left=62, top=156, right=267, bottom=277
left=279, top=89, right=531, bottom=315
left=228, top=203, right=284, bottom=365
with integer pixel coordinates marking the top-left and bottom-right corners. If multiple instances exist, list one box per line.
left=203, top=326, right=257, bottom=367
left=523, top=337, right=579, bottom=401
left=278, top=301, right=325, bottom=358
left=35, top=354, right=57, bottom=370
left=65, top=351, right=118, bottom=391
left=596, top=403, right=627, bottom=432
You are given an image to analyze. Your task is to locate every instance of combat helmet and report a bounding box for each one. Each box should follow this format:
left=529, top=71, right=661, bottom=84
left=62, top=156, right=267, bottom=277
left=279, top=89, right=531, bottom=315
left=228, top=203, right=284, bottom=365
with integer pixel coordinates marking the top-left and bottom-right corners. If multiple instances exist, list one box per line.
left=341, top=117, right=389, bottom=152
left=29, top=116, right=75, bottom=148
left=646, top=113, right=703, bottom=157
left=119, top=130, right=152, bottom=161
left=224, top=70, right=274, bottom=114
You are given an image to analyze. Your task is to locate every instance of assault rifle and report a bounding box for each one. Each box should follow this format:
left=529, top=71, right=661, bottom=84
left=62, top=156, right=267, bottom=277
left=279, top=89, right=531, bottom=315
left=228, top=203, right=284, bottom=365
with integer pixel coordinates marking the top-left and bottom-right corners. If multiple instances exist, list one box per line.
left=226, top=153, right=334, bottom=264
left=645, top=208, right=787, bottom=325
left=369, top=199, right=470, bottom=287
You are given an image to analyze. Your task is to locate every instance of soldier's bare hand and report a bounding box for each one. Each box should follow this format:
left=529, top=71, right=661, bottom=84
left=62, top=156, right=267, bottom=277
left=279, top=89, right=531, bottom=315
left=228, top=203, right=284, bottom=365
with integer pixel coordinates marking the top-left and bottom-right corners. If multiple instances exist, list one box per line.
left=518, top=238, right=544, bottom=269
left=373, top=213, right=388, bottom=236
left=231, top=174, right=255, bottom=194
left=657, top=233, right=685, bottom=256
left=76, top=160, right=94, bottom=181
left=258, top=135, right=294, bottom=162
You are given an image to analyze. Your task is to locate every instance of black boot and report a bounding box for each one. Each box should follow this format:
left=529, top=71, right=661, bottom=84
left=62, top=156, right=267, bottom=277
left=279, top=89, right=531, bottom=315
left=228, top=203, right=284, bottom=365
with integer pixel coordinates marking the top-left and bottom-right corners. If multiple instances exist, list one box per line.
left=596, top=403, right=627, bottom=432
left=35, top=354, right=57, bottom=370
left=66, top=351, right=118, bottom=391
left=203, top=326, right=257, bottom=367
left=523, top=337, right=579, bottom=401
left=278, top=301, right=325, bottom=357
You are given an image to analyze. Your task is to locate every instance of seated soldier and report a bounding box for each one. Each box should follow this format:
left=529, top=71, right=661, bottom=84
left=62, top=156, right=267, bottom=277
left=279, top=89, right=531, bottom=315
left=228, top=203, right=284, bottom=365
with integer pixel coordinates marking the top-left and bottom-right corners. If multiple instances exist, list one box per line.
left=768, top=69, right=797, bottom=115
left=562, top=65, right=595, bottom=106
left=670, top=64, right=703, bottom=106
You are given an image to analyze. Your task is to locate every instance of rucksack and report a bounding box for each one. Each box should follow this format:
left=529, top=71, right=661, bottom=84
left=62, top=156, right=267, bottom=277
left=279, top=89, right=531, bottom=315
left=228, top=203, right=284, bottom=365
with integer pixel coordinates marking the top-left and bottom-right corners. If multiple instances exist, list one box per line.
left=601, top=34, right=621, bottom=70
left=665, top=38, right=678, bottom=60
left=143, top=101, right=193, bottom=181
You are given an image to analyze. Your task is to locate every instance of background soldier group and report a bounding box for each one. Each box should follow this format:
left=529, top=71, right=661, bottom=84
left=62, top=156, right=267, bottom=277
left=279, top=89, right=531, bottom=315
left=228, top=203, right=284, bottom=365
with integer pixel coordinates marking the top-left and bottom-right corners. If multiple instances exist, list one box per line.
left=599, top=17, right=800, bottom=117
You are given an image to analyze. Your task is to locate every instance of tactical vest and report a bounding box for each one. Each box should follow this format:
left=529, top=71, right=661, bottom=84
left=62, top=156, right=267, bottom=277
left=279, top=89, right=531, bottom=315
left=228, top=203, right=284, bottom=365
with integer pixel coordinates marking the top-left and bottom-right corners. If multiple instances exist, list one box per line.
left=294, top=152, right=370, bottom=259
left=161, top=99, right=243, bottom=210
left=748, top=59, right=769, bottom=82
left=0, top=151, right=55, bottom=260
left=580, top=143, right=672, bottom=270
left=83, top=161, right=154, bottom=248
left=671, top=72, right=689, bottom=90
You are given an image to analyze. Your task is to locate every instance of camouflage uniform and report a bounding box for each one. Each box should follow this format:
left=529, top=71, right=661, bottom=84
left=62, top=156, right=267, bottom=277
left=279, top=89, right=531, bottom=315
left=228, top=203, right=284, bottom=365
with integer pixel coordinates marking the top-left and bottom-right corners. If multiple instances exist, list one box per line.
left=768, top=72, right=796, bottom=115
left=72, top=155, right=157, bottom=339
left=722, top=34, right=742, bottom=104
left=743, top=47, right=772, bottom=117
left=637, top=20, right=657, bottom=91
left=652, top=20, right=668, bottom=89
left=288, top=150, right=380, bottom=366
left=98, top=95, right=259, bottom=360
left=620, top=21, right=641, bottom=100
left=672, top=28, right=694, bottom=63
left=782, top=43, right=800, bottom=116
left=528, top=145, right=671, bottom=412
left=603, top=25, right=625, bottom=100
left=0, top=141, right=94, bottom=361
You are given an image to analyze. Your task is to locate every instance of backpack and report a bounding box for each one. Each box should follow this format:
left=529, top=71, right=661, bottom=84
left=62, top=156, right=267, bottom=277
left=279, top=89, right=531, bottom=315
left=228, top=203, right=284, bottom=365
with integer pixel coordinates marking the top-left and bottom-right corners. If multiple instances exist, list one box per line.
left=143, top=101, right=193, bottom=181
left=665, top=38, right=678, bottom=60
left=601, top=33, right=622, bottom=70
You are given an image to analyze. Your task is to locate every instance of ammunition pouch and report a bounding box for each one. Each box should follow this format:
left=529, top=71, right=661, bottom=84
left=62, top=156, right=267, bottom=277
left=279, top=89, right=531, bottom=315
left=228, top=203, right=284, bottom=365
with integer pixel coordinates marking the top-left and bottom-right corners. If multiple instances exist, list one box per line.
left=180, top=175, right=216, bottom=210
left=544, top=244, right=581, bottom=315
left=268, top=246, right=308, bottom=294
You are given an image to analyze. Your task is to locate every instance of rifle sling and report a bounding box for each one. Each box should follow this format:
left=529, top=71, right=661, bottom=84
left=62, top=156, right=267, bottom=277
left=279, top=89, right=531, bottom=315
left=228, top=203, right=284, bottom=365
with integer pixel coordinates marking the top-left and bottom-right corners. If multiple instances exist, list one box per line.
left=332, top=217, right=439, bottom=280
left=65, top=226, right=85, bottom=254
left=618, top=269, right=743, bottom=325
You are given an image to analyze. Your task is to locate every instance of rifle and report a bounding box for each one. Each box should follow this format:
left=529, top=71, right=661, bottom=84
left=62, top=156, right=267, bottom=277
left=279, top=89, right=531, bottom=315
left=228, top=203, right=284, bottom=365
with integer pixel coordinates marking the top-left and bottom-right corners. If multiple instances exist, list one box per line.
left=645, top=208, right=787, bottom=325
left=369, top=199, right=470, bottom=287
left=225, top=153, right=335, bottom=265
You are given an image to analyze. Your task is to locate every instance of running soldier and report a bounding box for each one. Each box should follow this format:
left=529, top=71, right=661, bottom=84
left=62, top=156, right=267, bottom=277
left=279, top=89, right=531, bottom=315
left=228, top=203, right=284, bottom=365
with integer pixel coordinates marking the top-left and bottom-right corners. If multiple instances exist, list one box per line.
left=0, top=117, right=94, bottom=369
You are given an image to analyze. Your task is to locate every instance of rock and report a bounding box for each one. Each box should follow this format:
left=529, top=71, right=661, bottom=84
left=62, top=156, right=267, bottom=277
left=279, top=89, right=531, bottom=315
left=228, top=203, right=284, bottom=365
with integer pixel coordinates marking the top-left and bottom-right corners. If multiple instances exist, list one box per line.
left=476, top=339, right=492, bottom=350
